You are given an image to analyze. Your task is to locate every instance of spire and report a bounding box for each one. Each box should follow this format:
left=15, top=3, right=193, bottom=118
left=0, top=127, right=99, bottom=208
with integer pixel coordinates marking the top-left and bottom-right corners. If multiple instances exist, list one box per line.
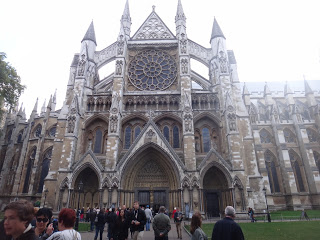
left=47, top=95, right=52, bottom=109
left=22, top=107, right=26, bottom=119
left=264, top=82, right=271, bottom=96
left=41, top=99, right=46, bottom=113
left=17, top=103, right=23, bottom=117
left=33, top=98, right=38, bottom=112
left=304, top=80, right=313, bottom=95
left=82, top=21, right=97, bottom=46
left=121, top=0, right=131, bottom=37
left=53, top=89, right=57, bottom=104
left=284, top=81, right=293, bottom=95
left=243, top=83, right=250, bottom=95
left=175, top=0, right=186, bottom=30
left=210, top=17, right=225, bottom=42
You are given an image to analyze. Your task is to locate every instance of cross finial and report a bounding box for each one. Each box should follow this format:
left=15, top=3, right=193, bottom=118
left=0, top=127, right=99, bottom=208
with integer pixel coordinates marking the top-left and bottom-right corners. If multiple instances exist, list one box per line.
left=152, top=5, right=155, bottom=11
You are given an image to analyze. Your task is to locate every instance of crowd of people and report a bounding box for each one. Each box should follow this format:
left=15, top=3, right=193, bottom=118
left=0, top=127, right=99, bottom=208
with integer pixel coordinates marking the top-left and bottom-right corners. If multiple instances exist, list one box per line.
left=0, top=199, right=246, bottom=240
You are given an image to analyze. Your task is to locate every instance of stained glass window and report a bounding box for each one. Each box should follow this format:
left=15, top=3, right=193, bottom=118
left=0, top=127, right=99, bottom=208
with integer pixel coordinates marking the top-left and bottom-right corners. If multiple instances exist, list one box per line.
left=283, top=129, right=295, bottom=143
left=35, top=125, right=42, bottom=138
left=49, top=127, right=56, bottom=137
left=128, top=50, right=177, bottom=91
left=202, top=128, right=211, bottom=153
left=260, top=129, right=272, bottom=143
left=289, top=151, right=306, bottom=192
left=23, top=148, right=36, bottom=193
left=164, top=126, right=170, bottom=143
left=134, top=126, right=141, bottom=140
left=124, top=127, right=131, bottom=149
left=94, top=129, right=102, bottom=153
left=17, top=130, right=23, bottom=143
left=306, top=128, right=318, bottom=143
left=313, top=151, right=320, bottom=173
left=265, top=150, right=280, bottom=193
left=37, top=149, right=52, bottom=193
left=173, top=126, right=179, bottom=148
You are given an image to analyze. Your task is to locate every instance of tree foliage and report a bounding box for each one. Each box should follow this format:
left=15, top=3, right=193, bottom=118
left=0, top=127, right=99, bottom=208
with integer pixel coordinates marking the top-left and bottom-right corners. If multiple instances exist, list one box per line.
left=0, top=53, right=25, bottom=122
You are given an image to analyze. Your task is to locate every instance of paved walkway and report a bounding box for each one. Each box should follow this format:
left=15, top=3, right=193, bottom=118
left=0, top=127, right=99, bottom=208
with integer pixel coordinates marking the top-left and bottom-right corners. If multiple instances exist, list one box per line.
left=80, top=222, right=190, bottom=240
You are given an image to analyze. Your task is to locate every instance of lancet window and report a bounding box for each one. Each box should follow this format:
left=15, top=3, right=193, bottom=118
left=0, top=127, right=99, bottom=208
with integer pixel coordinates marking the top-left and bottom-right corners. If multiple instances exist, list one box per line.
left=283, top=128, right=295, bottom=143
left=37, top=148, right=52, bottom=193
left=306, top=128, right=319, bottom=143
left=264, top=150, right=281, bottom=193
left=23, top=148, right=36, bottom=193
left=260, top=129, right=272, bottom=144
left=289, top=150, right=306, bottom=192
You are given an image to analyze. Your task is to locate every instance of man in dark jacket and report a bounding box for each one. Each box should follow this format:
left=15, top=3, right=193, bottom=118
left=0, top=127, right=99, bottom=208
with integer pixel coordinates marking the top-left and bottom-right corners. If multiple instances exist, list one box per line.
left=130, top=201, right=146, bottom=240
left=94, top=209, right=106, bottom=240
left=106, top=208, right=117, bottom=240
left=89, top=208, right=97, bottom=232
left=152, top=206, right=171, bottom=240
left=174, top=207, right=183, bottom=239
left=211, top=206, right=244, bottom=240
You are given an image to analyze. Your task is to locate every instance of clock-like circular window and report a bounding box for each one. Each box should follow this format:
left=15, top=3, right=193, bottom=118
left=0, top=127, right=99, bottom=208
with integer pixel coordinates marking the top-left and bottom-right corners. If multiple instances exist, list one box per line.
left=128, top=49, right=177, bottom=91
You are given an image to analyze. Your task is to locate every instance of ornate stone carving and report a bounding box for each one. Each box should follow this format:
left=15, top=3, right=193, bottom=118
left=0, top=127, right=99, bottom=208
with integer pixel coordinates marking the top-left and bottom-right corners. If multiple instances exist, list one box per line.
left=115, top=60, right=123, bottom=76
left=227, top=112, right=237, bottom=131
left=117, top=35, right=124, bottom=56
left=181, top=58, right=188, bottom=74
left=180, top=33, right=187, bottom=54
left=110, top=115, right=118, bottom=133
left=77, top=54, right=86, bottom=76
left=184, top=113, right=193, bottom=132
left=67, top=115, right=76, bottom=133
left=146, top=129, right=155, bottom=139
left=218, top=51, right=228, bottom=74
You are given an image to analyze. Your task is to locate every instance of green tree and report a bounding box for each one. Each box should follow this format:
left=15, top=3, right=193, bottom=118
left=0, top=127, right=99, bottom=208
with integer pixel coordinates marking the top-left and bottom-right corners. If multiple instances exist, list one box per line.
left=0, top=53, right=25, bottom=122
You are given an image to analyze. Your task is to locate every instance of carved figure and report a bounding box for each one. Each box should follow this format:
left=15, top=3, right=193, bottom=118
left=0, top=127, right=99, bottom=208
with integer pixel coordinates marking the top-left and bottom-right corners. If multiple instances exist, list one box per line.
left=67, top=115, right=76, bottom=133
left=184, top=113, right=193, bottom=132
left=180, top=33, right=187, bottom=54
left=117, top=35, right=124, bottom=55
left=77, top=54, right=86, bottom=76
left=228, top=113, right=236, bottom=131
left=110, top=115, right=118, bottom=133
left=218, top=51, right=228, bottom=73
left=116, top=60, right=123, bottom=75
left=181, top=58, right=188, bottom=74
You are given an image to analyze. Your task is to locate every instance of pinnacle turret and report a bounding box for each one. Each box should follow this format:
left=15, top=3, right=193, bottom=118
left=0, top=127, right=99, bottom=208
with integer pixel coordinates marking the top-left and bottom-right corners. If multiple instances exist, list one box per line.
left=243, top=83, right=250, bottom=95
left=175, top=0, right=186, bottom=34
left=121, top=0, right=131, bottom=37
left=264, top=82, right=271, bottom=96
left=304, top=80, right=313, bottom=95
left=41, top=99, right=46, bottom=113
left=284, top=81, right=293, bottom=95
left=82, top=21, right=97, bottom=46
left=33, top=98, right=38, bottom=112
left=210, top=17, right=225, bottom=43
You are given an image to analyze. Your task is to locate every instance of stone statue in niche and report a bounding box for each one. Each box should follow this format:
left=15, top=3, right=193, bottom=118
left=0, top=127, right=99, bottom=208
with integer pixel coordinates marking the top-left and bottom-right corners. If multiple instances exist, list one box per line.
left=67, top=115, right=76, bottom=133
left=117, top=35, right=124, bottom=55
left=181, top=58, right=188, bottom=74
left=218, top=51, right=228, bottom=73
left=195, top=137, right=200, bottom=152
left=116, top=60, right=123, bottom=75
left=228, top=113, right=236, bottom=131
left=110, top=115, right=118, bottom=133
left=77, top=54, right=86, bottom=76
left=180, top=33, right=187, bottom=54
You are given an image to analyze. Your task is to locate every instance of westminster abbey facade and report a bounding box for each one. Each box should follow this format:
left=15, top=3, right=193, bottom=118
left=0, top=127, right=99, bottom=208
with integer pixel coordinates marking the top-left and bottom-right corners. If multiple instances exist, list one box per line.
left=1, top=0, right=320, bottom=216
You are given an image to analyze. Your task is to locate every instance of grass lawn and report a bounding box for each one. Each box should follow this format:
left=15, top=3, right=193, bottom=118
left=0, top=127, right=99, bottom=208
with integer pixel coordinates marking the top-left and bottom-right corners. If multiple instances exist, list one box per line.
left=78, top=222, right=90, bottom=232
left=186, top=221, right=320, bottom=240
left=255, top=210, right=320, bottom=221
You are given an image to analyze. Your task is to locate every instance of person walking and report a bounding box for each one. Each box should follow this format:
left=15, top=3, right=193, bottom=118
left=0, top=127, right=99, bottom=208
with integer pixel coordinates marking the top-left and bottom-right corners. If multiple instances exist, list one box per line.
left=115, top=209, right=129, bottom=240
left=47, top=208, right=81, bottom=240
left=94, top=208, right=106, bottom=240
left=174, top=207, right=183, bottom=239
left=106, top=208, right=117, bottom=240
left=211, top=206, right=244, bottom=240
left=89, top=208, right=97, bottom=232
left=190, top=212, right=207, bottom=240
left=152, top=206, right=171, bottom=240
left=247, top=207, right=256, bottom=222
left=144, top=205, right=152, bottom=231
left=130, top=201, right=146, bottom=240
left=3, top=200, right=36, bottom=240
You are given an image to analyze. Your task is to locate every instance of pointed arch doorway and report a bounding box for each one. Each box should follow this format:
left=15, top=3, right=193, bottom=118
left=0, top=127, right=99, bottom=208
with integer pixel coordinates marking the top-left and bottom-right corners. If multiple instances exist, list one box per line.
left=70, top=168, right=100, bottom=209
left=203, top=166, right=233, bottom=217
left=121, top=146, right=180, bottom=213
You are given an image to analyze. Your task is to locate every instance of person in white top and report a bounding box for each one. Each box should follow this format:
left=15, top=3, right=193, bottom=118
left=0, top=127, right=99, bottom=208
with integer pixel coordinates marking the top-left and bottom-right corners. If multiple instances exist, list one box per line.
left=47, top=208, right=81, bottom=240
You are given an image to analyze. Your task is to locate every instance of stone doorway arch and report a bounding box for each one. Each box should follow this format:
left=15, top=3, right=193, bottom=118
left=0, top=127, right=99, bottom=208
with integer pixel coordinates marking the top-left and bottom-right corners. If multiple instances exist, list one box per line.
left=202, top=166, right=233, bottom=218
left=70, top=167, right=100, bottom=209
left=120, top=146, right=180, bottom=213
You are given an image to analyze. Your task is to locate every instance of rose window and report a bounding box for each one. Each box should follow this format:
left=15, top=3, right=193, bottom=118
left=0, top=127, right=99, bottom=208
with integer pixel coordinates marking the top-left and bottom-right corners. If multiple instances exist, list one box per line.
left=128, top=50, right=177, bottom=91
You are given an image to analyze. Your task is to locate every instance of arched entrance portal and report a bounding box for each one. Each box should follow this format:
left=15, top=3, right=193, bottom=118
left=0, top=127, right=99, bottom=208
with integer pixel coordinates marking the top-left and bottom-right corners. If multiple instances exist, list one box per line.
left=121, top=146, right=180, bottom=213
left=203, top=166, right=232, bottom=217
left=71, top=168, right=100, bottom=209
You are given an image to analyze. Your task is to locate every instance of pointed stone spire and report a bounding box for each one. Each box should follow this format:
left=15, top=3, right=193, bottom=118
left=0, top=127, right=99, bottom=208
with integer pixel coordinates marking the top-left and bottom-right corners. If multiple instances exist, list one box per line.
left=264, top=82, right=271, bottom=96
left=284, top=81, right=293, bottom=95
left=121, top=0, right=131, bottom=37
left=17, top=103, right=23, bottom=117
left=175, top=0, right=186, bottom=34
left=210, top=17, right=225, bottom=42
left=33, top=98, right=38, bottom=112
left=41, top=99, right=46, bottom=113
left=53, top=89, right=57, bottom=104
left=47, top=95, right=52, bottom=109
left=22, top=107, right=26, bottom=119
left=82, top=21, right=97, bottom=46
left=243, top=83, right=250, bottom=95
left=304, top=80, right=313, bottom=95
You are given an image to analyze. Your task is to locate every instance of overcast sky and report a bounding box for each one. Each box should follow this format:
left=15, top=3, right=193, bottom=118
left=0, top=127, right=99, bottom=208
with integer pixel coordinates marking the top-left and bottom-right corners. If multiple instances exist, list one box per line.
left=1, top=0, right=320, bottom=116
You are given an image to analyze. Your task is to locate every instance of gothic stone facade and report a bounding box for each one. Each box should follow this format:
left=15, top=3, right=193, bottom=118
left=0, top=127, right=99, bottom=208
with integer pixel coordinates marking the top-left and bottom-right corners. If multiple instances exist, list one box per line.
left=1, top=1, right=320, bottom=215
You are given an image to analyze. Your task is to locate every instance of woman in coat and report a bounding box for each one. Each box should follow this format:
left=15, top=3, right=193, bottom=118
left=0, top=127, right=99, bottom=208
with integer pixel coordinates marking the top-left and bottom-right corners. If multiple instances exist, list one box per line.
left=115, top=209, right=129, bottom=240
left=190, top=212, right=208, bottom=240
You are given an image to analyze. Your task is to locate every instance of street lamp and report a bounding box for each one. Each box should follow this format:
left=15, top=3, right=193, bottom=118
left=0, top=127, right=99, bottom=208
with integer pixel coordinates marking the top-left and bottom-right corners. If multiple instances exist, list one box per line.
left=262, top=186, right=271, bottom=222
left=75, top=180, right=84, bottom=231
left=43, top=189, right=49, bottom=207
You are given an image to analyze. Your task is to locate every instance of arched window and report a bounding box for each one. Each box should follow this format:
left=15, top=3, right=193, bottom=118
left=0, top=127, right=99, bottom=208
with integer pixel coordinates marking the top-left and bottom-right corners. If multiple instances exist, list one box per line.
left=134, top=126, right=141, bottom=140
left=163, top=126, right=170, bottom=143
left=7, top=129, right=12, bottom=142
left=17, top=130, right=24, bottom=143
left=37, top=148, right=52, bottom=193
left=23, top=148, right=36, bottom=193
left=173, top=126, right=179, bottom=148
left=202, top=128, right=211, bottom=153
left=306, top=128, right=318, bottom=143
left=124, top=126, right=131, bottom=149
left=49, top=126, right=56, bottom=137
left=93, top=129, right=103, bottom=153
left=283, top=128, right=295, bottom=143
left=289, top=150, right=306, bottom=192
left=260, top=129, right=272, bottom=143
left=34, top=124, right=42, bottom=138
left=264, top=150, right=280, bottom=193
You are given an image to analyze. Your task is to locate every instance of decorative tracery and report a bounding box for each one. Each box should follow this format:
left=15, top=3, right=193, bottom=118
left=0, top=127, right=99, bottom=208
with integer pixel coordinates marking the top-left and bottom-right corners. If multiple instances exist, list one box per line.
left=128, top=50, right=177, bottom=91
